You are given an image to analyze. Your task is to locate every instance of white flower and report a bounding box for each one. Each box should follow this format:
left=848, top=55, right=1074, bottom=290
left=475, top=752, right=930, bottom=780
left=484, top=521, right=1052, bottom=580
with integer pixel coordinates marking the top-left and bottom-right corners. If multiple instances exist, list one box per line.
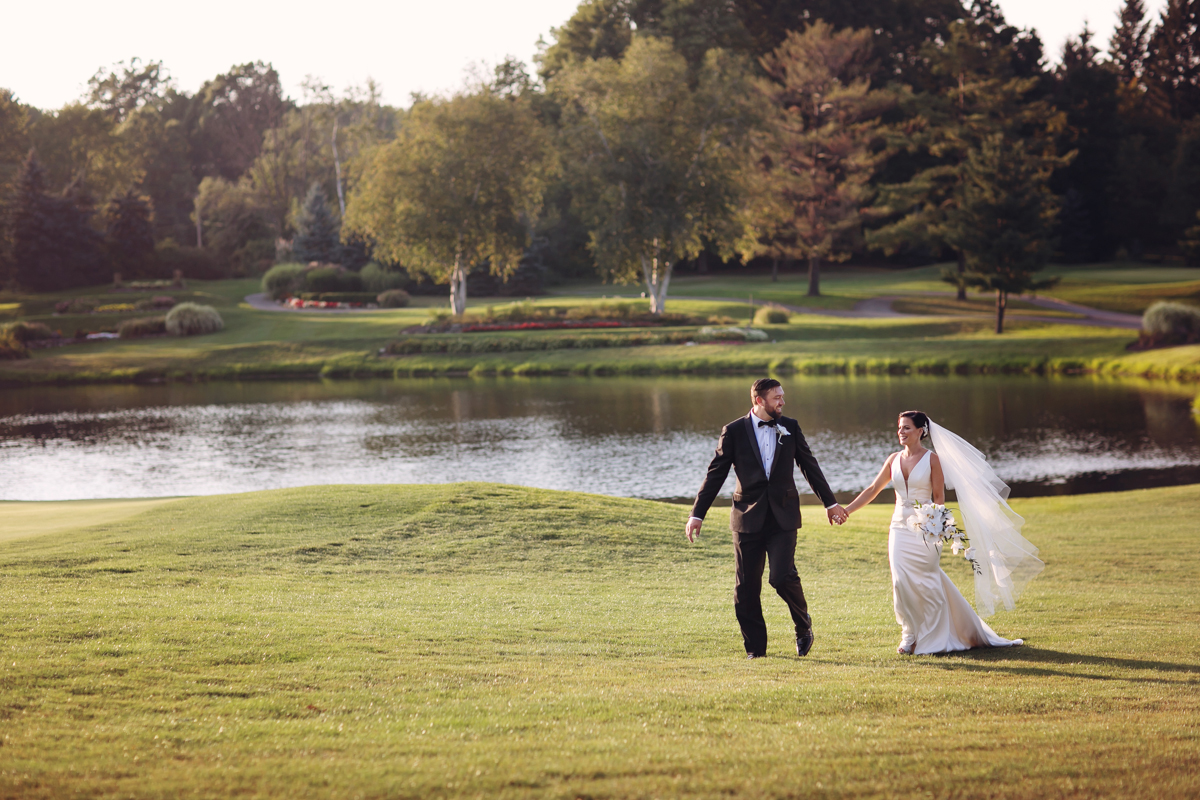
left=963, top=547, right=976, bottom=561
left=951, top=541, right=963, bottom=555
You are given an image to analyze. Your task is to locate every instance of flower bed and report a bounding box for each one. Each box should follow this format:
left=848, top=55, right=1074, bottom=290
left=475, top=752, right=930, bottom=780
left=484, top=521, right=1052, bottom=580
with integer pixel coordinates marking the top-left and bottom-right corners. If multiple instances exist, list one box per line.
left=285, top=297, right=378, bottom=310
left=460, top=320, right=625, bottom=332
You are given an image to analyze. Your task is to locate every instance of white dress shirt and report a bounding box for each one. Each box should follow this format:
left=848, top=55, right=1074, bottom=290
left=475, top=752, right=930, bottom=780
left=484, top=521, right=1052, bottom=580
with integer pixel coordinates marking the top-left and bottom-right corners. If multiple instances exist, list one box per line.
left=754, top=414, right=778, bottom=477
left=689, top=409, right=839, bottom=524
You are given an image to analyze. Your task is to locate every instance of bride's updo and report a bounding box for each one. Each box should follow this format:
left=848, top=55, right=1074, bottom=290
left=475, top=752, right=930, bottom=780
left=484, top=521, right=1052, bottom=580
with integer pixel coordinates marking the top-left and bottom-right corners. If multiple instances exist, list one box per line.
left=899, top=410, right=930, bottom=440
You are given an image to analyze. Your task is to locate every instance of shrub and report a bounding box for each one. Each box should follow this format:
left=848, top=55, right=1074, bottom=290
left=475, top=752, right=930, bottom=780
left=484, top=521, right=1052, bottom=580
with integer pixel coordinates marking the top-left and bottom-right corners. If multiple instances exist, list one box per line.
left=4, top=320, right=60, bottom=342
left=753, top=304, right=791, bottom=325
left=165, top=303, right=224, bottom=336
left=134, top=295, right=176, bottom=311
left=118, top=316, right=167, bottom=339
left=378, top=289, right=411, bottom=308
left=695, top=326, right=769, bottom=342
left=54, top=297, right=97, bottom=315
left=305, top=267, right=362, bottom=294
left=1142, top=301, right=1200, bottom=341
left=360, top=262, right=409, bottom=293
left=0, top=331, right=29, bottom=360
left=156, top=239, right=223, bottom=280
left=262, top=263, right=309, bottom=300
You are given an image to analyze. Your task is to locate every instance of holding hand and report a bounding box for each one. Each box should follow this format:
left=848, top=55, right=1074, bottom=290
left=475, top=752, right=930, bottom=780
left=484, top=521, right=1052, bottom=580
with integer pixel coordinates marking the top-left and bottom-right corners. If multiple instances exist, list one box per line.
left=685, top=517, right=702, bottom=542
left=827, top=504, right=849, bottom=526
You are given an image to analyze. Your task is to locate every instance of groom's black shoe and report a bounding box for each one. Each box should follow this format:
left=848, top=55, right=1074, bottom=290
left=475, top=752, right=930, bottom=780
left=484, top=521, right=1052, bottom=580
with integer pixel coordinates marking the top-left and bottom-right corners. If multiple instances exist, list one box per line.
left=746, top=652, right=765, bottom=660
left=796, top=631, right=815, bottom=657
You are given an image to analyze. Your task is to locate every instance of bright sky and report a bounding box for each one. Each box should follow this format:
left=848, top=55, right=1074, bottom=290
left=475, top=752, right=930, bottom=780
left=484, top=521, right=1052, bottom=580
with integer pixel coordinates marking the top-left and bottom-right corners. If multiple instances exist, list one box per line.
left=0, top=0, right=1170, bottom=111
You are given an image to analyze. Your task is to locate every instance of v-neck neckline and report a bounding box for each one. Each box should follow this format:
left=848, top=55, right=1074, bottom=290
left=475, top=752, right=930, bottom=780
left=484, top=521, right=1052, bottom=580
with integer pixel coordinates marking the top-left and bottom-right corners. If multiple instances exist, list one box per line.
left=900, top=449, right=930, bottom=493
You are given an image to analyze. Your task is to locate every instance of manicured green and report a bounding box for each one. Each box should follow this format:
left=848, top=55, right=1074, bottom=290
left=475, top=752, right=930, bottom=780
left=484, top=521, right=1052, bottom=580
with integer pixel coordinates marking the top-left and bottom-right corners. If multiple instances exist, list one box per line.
left=3, top=266, right=1200, bottom=385
left=1, top=483, right=1197, bottom=798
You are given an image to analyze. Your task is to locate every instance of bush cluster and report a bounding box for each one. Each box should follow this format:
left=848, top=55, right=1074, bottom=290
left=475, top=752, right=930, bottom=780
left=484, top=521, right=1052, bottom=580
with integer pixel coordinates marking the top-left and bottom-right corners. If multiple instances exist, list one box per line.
left=360, top=262, right=409, bottom=293
left=377, top=289, right=411, bottom=308
left=296, top=292, right=379, bottom=304
left=0, top=331, right=29, bottom=360
left=753, top=304, right=791, bottom=325
left=54, top=297, right=98, bottom=314
left=695, top=326, right=770, bottom=342
left=118, top=316, right=167, bottom=339
left=1142, top=301, right=1200, bottom=344
left=165, top=303, right=224, bottom=336
left=386, top=330, right=695, bottom=355
left=262, top=262, right=372, bottom=300
left=3, top=320, right=60, bottom=343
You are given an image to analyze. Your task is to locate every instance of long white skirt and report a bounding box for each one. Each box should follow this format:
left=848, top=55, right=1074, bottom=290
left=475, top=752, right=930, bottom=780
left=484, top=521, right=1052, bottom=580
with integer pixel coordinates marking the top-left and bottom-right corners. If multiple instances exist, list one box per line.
left=888, top=522, right=1022, bottom=655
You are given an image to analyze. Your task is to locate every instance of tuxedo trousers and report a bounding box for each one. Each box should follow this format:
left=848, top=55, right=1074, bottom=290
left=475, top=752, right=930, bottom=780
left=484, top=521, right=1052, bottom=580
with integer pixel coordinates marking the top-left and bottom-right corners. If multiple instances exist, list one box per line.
left=732, top=508, right=811, bottom=656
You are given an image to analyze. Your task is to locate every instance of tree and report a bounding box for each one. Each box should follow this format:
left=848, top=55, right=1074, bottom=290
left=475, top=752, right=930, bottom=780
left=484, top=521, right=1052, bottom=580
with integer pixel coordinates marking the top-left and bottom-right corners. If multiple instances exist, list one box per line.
left=105, top=189, right=155, bottom=277
left=944, top=134, right=1062, bottom=333
left=190, top=62, right=290, bottom=181
left=1111, top=0, right=1151, bottom=87
left=751, top=21, right=896, bottom=297
left=6, top=151, right=105, bottom=290
left=552, top=37, right=758, bottom=313
left=1051, top=26, right=1122, bottom=262
left=868, top=6, right=1061, bottom=298
left=293, top=183, right=341, bottom=264
left=191, top=176, right=273, bottom=275
left=87, top=59, right=171, bottom=122
left=345, top=78, right=553, bottom=316
left=1145, top=0, right=1200, bottom=122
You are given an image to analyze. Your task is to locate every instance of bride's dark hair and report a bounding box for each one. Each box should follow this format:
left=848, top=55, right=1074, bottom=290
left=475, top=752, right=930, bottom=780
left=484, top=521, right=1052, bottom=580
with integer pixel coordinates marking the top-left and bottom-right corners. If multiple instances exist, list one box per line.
left=899, top=410, right=930, bottom=439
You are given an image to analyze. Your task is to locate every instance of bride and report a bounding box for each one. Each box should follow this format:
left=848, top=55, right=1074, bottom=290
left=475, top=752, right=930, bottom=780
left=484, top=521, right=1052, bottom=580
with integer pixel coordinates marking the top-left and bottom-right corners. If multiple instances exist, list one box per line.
left=843, top=410, right=1044, bottom=655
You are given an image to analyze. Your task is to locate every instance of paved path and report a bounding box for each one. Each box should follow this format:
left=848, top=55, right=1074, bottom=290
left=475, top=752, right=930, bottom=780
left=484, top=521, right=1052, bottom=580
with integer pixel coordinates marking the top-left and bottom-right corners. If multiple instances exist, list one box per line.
left=246, top=290, right=1142, bottom=329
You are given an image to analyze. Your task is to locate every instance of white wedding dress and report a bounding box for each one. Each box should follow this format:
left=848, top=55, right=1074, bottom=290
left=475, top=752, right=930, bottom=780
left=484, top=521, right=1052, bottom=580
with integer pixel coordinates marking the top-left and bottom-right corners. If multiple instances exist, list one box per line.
left=888, top=450, right=1023, bottom=655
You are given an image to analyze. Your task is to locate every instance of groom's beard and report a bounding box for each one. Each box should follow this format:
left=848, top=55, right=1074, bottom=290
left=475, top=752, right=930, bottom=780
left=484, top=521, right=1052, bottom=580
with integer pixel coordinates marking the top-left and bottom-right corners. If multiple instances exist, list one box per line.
left=768, top=408, right=782, bottom=421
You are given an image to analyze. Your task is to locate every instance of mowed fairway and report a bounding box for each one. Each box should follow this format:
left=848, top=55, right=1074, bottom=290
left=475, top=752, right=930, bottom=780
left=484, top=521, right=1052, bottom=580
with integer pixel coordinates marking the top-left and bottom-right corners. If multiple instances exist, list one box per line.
left=1, top=483, right=1198, bottom=799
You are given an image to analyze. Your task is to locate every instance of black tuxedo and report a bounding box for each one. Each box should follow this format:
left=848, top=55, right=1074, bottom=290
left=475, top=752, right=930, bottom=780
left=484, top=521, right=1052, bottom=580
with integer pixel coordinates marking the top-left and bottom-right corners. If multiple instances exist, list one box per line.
left=691, top=412, right=838, bottom=656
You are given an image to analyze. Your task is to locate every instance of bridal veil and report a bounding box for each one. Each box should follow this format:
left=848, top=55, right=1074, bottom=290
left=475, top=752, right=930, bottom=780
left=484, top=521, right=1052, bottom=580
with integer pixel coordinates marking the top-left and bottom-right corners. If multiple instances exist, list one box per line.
left=927, top=420, right=1045, bottom=616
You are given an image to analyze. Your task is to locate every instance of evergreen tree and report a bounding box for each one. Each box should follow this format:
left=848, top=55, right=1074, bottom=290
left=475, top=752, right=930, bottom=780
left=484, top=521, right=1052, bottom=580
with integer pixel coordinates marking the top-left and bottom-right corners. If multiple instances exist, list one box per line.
left=1111, top=0, right=1151, bottom=85
left=749, top=21, right=896, bottom=297
left=1051, top=26, right=1121, bottom=261
left=1145, top=0, right=1200, bottom=121
left=944, top=134, right=1062, bottom=333
left=105, top=189, right=156, bottom=277
left=292, top=183, right=342, bottom=264
left=7, top=151, right=105, bottom=290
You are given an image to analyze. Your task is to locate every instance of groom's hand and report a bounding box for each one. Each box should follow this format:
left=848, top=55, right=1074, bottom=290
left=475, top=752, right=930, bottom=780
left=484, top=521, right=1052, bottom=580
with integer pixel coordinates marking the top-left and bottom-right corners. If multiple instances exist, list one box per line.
left=685, top=517, right=702, bottom=543
left=826, top=505, right=848, bottom=526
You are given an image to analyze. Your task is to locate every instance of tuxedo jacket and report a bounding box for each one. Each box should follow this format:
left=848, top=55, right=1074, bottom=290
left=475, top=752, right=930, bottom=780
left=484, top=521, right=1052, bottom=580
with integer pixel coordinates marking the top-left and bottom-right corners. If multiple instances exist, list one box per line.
left=691, top=412, right=837, bottom=533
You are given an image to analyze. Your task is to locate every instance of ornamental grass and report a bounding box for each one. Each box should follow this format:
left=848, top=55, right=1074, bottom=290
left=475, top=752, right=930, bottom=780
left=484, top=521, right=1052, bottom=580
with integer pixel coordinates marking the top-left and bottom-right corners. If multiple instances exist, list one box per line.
left=165, top=302, right=224, bottom=336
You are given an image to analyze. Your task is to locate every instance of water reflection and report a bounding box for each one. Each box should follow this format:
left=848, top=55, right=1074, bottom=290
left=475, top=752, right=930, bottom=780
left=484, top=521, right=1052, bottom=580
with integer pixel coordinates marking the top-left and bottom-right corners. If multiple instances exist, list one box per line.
left=0, top=376, right=1197, bottom=501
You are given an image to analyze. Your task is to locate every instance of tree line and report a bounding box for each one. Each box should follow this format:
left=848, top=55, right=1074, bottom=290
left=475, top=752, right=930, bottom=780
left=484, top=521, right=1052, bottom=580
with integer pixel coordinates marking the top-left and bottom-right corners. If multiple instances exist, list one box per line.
left=2, top=0, right=1200, bottom=332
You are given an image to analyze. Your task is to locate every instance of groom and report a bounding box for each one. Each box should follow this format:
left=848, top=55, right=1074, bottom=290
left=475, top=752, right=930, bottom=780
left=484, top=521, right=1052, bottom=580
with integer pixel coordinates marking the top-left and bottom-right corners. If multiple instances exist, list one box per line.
left=686, top=378, right=846, bottom=659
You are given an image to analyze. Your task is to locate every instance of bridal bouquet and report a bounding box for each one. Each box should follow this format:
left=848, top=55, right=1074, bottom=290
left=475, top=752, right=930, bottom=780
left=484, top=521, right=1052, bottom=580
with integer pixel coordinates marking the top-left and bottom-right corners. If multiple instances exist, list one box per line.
left=908, top=502, right=981, bottom=575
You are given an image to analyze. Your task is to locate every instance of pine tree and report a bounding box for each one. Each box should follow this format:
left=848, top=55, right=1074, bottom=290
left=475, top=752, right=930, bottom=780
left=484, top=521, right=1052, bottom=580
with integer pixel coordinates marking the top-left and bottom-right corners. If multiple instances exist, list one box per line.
left=292, top=183, right=341, bottom=265
left=753, top=21, right=896, bottom=297
left=7, top=151, right=105, bottom=291
left=944, top=134, right=1063, bottom=334
left=1111, top=0, right=1150, bottom=85
left=105, top=190, right=156, bottom=277
left=1146, top=0, right=1200, bottom=121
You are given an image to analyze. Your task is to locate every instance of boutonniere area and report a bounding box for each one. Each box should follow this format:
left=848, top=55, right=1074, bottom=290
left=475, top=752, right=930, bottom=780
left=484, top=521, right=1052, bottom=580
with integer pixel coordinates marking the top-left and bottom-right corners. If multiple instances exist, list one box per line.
left=777, top=426, right=791, bottom=446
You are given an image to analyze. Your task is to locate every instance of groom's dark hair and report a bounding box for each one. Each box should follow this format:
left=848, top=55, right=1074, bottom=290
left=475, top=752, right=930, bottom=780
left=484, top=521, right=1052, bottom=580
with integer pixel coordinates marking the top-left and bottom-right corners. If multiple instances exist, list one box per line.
left=752, top=378, right=781, bottom=399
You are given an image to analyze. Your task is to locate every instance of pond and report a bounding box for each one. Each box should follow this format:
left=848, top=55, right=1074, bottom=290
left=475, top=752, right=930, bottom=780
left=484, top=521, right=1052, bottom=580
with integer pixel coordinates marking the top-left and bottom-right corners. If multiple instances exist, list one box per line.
left=2, top=376, right=1198, bottom=503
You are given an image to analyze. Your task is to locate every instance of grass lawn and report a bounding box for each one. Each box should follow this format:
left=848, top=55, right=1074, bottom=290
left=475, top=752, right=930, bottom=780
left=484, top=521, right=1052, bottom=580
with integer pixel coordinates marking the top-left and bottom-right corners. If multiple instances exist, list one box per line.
left=3, top=269, right=1200, bottom=385
left=1, top=483, right=1197, bottom=798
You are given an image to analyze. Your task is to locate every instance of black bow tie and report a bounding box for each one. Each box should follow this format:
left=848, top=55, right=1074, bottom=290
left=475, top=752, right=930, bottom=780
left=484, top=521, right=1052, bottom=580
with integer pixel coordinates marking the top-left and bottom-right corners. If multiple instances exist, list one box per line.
left=757, top=418, right=778, bottom=428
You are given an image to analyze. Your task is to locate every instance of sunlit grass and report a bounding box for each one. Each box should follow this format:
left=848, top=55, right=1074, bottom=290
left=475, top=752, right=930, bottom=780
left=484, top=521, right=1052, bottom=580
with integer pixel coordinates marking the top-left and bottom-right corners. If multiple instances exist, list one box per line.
left=1, top=483, right=1197, bottom=798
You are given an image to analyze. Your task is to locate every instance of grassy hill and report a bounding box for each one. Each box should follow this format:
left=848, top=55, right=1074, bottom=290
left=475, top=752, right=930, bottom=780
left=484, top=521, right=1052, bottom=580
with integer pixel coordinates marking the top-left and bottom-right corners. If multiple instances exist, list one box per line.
left=2, top=483, right=1197, bottom=798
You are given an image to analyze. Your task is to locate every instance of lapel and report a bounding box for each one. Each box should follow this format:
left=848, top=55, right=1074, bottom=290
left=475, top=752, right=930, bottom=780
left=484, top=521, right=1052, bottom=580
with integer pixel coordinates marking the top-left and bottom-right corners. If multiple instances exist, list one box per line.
left=743, top=413, right=766, bottom=478
left=768, top=417, right=788, bottom=476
